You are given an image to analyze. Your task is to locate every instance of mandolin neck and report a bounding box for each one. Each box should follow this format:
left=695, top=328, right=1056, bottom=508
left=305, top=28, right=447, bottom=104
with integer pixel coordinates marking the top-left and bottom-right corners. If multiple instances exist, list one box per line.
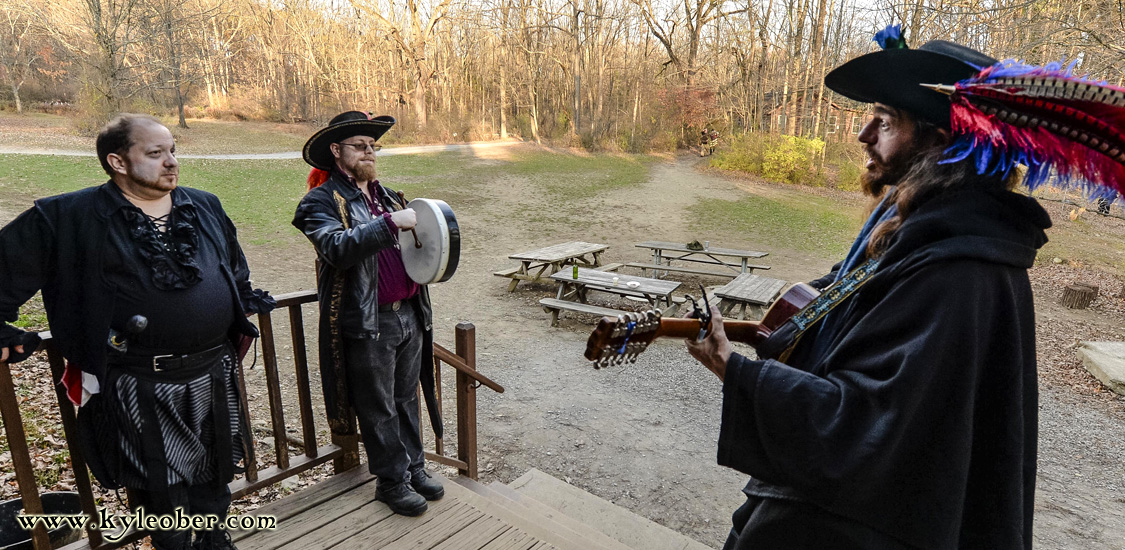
left=654, top=318, right=766, bottom=347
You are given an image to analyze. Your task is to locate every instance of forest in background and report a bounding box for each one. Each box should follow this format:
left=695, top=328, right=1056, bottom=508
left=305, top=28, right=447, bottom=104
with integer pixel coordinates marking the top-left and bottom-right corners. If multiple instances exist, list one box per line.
left=2, top=0, right=1123, bottom=152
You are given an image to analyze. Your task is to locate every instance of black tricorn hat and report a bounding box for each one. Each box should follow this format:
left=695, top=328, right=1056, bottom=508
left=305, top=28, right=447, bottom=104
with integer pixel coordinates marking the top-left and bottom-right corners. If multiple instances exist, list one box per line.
left=303, top=111, right=395, bottom=170
left=825, top=40, right=997, bottom=128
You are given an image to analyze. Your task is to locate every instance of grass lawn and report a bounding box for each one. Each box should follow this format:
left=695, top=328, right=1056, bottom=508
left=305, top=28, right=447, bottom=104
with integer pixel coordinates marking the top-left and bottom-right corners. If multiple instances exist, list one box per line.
left=689, top=193, right=864, bottom=258
left=0, top=150, right=654, bottom=244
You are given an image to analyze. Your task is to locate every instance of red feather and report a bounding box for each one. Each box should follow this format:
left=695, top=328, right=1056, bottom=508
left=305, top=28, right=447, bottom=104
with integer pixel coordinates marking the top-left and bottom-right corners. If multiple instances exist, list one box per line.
left=942, top=61, right=1125, bottom=197
left=307, top=168, right=330, bottom=190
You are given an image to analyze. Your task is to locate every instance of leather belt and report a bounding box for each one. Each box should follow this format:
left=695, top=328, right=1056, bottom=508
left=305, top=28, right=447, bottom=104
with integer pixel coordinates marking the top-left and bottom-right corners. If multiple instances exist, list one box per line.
left=378, top=300, right=403, bottom=312
left=113, top=343, right=229, bottom=372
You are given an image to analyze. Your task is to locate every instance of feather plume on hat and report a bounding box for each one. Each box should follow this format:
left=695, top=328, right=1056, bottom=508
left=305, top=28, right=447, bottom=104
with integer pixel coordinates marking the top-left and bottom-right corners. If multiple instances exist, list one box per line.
left=308, top=168, right=330, bottom=190
left=924, top=59, right=1125, bottom=199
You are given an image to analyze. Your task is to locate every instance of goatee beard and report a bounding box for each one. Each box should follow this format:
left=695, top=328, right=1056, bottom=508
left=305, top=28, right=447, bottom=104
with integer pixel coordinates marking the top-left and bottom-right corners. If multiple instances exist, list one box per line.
left=353, top=162, right=377, bottom=182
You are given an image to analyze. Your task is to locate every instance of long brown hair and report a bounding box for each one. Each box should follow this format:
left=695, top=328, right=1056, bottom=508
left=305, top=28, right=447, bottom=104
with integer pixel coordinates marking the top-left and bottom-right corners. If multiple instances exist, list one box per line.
left=866, top=141, right=1018, bottom=258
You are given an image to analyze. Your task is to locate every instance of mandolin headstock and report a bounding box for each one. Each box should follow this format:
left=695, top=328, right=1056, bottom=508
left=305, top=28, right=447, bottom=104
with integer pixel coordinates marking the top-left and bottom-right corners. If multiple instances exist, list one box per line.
left=584, top=310, right=663, bottom=369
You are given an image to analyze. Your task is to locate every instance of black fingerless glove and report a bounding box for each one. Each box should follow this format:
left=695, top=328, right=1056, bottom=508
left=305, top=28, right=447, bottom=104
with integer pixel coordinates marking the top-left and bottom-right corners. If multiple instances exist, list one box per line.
left=3, top=331, right=42, bottom=364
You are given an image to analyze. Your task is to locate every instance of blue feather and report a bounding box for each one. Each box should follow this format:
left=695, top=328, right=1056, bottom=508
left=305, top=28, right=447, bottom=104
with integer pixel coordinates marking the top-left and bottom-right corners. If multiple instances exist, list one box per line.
left=874, top=25, right=904, bottom=50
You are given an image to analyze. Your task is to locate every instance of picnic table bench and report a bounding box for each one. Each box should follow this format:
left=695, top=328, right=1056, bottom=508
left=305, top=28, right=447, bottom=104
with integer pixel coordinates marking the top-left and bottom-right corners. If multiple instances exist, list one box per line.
left=622, top=262, right=741, bottom=279
left=495, top=241, right=610, bottom=291
left=541, top=267, right=682, bottom=326
left=635, top=241, right=769, bottom=278
left=712, top=273, right=788, bottom=320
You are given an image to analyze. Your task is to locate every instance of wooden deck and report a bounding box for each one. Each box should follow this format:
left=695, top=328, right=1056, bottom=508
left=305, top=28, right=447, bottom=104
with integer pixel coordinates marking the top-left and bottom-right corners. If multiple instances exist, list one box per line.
left=233, top=467, right=623, bottom=550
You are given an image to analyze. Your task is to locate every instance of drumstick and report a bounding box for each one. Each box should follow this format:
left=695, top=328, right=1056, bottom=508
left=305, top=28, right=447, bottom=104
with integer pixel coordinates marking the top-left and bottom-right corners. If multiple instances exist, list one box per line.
left=395, top=189, right=424, bottom=249
left=407, top=228, right=423, bottom=249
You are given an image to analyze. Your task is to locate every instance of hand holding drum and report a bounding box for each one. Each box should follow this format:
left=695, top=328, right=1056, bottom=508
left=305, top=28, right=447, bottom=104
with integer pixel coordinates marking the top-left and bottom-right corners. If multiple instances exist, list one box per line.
left=390, top=208, right=417, bottom=230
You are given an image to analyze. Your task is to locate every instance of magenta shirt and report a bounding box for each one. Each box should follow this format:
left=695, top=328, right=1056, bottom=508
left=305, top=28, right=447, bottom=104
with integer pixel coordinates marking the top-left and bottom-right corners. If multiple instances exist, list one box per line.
left=348, top=175, right=420, bottom=304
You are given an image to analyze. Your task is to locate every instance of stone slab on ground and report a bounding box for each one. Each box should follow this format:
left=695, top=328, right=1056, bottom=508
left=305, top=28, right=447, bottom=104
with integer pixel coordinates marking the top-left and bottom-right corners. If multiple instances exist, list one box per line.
left=1078, top=341, right=1125, bottom=396
left=509, top=468, right=714, bottom=550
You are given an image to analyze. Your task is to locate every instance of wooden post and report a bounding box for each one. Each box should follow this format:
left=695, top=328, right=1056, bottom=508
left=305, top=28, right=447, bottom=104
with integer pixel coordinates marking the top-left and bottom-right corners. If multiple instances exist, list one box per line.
left=433, top=357, right=443, bottom=457
left=1060, top=283, right=1099, bottom=309
left=235, top=355, right=258, bottom=483
left=289, top=305, right=318, bottom=460
left=258, top=312, right=290, bottom=470
left=454, top=322, right=478, bottom=480
left=46, top=345, right=103, bottom=548
left=0, top=358, right=51, bottom=550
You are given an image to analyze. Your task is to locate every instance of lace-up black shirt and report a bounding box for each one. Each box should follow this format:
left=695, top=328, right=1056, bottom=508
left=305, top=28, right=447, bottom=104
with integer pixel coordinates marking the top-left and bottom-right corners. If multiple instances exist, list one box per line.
left=104, top=185, right=234, bottom=353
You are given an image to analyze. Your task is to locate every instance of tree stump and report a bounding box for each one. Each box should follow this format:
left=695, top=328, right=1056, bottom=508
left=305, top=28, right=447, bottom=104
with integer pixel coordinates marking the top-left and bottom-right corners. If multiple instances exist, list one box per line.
left=1060, top=283, right=1099, bottom=309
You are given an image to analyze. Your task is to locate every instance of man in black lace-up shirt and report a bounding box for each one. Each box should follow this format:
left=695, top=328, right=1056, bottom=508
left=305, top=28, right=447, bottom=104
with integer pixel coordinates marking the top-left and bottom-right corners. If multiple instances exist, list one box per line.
left=0, top=114, right=274, bottom=550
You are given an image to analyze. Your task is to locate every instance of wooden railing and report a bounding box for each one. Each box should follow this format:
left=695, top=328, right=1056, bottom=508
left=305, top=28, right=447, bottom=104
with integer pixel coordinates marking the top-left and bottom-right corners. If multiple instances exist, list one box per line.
left=0, top=289, right=503, bottom=550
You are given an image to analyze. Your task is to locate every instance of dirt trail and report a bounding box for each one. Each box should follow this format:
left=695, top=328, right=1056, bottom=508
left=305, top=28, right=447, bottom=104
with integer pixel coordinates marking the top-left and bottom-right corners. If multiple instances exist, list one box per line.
left=421, top=153, right=1125, bottom=549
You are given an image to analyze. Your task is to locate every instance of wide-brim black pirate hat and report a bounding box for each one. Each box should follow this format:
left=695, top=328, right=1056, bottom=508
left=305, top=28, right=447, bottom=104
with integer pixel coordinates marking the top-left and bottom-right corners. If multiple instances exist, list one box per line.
left=303, top=111, right=396, bottom=170
left=825, top=40, right=997, bottom=128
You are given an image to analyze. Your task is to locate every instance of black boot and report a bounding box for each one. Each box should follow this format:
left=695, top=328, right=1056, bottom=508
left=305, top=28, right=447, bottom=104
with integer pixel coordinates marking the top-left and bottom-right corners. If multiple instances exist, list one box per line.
left=193, top=530, right=237, bottom=550
left=409, top=467, right=445, bottom=501
left=375, top=481, right=428, bottom=516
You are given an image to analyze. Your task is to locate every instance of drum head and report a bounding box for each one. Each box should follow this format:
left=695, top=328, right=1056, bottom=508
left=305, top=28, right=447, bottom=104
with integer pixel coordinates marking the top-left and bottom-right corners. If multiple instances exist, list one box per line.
left=400, top=198, right=460, bottom=284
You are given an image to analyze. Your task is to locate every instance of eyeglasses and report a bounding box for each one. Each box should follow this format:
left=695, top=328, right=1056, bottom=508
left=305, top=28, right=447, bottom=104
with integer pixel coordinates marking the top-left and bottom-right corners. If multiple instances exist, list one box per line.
left=336, top=142, right=382, bottom=153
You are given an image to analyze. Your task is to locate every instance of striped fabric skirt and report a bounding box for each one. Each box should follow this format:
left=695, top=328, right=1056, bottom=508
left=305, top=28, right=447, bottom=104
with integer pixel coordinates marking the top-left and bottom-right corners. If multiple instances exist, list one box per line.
left=81, top=348, right=246, bottom=491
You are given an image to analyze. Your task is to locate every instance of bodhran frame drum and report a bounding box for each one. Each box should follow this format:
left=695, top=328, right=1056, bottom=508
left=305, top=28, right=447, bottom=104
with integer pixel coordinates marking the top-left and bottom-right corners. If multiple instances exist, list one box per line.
left=400, top=198, right=460, bottom=284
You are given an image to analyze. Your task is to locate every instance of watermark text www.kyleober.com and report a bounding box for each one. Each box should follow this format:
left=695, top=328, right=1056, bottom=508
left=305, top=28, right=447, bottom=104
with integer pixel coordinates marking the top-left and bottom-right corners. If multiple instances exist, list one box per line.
left=17, top=507, right=276, bottom=542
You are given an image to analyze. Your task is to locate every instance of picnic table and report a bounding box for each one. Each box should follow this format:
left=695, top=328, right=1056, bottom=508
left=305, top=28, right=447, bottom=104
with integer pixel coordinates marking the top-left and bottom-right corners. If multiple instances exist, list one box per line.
left=495, top=241, right=610, bottom=291
left=712, top=273, right=788, bottom=320
left=540, top=267, right=682, bottom=326
left=635, top=241, right=769, bottom=278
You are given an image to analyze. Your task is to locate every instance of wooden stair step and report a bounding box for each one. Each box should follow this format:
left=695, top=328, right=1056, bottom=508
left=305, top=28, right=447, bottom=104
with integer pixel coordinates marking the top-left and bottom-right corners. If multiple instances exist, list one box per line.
left=447, top=475, right=620, bottom=550
left=509, top=469, right=714, bottom=550
left=486, top=482, right=635, bottom=550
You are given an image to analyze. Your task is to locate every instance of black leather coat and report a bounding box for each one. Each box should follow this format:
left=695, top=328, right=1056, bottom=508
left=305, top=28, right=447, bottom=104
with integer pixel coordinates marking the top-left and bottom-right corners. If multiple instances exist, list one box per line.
left=292, top=172, right=440, bottom=437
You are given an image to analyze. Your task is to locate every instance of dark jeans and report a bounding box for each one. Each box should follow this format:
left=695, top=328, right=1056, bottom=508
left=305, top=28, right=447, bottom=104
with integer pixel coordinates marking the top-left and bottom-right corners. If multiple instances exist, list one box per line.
left=132, top=480, right=231, bottom=550
left=344, top=300, right=425, bottom=485
left=723, top=495, right=915, bottom=550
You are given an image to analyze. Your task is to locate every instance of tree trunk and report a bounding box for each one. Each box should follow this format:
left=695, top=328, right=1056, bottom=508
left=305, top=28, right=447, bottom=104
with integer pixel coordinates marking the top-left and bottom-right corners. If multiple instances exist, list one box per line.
left=176, top=87, right=188, bottom=128
left=413, top=81, right=427, bottom=126
left=10, top=82, right=21, bottom=114
left=571, top=0, right=581, bottom=137
left=499, top=42, right=508, bottom=139
left=529, top=85, right=541, bottom=144
left=1060, top=283, right=1099, bottom=309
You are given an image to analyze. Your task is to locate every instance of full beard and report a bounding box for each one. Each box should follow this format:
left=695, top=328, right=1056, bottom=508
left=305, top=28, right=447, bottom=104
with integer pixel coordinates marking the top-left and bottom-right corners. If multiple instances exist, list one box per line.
left=860, top=165, right=895, bottom=198
left=861, top=150, right=914, bottom=198
left=352, top=161, right=377, bottom=182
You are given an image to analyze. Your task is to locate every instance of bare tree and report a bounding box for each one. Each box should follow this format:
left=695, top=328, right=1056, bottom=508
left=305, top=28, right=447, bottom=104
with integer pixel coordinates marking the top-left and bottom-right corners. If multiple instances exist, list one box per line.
left=351, top=0, right=453, bottom=127
left=0, top=0, right=39, bottom=113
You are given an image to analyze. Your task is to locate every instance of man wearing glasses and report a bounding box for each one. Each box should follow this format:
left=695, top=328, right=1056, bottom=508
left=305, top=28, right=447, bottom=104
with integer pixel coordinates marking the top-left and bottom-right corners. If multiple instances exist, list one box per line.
left=292, top=112, right=444, bottom=516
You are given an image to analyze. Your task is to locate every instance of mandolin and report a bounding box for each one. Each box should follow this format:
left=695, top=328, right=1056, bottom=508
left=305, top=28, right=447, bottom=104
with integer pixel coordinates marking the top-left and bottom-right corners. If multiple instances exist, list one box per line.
left=584, top=283, right=819, bottom=368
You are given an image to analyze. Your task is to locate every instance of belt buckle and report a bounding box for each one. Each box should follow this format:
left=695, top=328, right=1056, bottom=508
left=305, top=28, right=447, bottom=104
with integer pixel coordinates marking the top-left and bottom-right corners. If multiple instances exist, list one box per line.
left=152, top=354, right=174, bottom=372
left=391, top=300, right=401, bottom=312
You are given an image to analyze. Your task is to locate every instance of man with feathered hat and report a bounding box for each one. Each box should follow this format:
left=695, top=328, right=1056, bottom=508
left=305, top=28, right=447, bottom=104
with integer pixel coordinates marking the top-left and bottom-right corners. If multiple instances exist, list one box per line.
left=684, top=26, right=1125, bottom=548
left=292, top=112, right=444, bottom=517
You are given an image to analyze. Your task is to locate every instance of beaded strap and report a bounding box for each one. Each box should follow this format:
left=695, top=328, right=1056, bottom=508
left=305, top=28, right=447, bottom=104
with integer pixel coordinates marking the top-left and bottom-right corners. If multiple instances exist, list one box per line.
left=779, top=258, right=880, bottom=362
